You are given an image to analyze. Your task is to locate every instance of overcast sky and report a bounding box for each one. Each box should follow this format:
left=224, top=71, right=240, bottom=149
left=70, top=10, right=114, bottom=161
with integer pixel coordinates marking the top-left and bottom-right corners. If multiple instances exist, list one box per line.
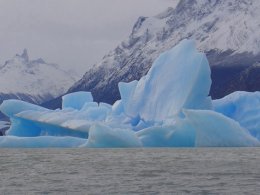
left=0, top=0, right=179, bottom=75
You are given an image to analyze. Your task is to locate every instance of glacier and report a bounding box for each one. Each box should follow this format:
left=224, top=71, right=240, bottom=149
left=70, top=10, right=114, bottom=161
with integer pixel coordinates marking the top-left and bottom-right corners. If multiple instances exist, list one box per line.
left=0, top=39, right=260, bottom=148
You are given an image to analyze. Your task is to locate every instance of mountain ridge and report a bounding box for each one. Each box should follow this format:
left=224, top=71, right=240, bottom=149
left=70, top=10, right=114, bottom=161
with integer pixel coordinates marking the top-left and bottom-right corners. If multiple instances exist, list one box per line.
left=0, top=49, right=77, bottom=106
left=66, top=0, right=260, bottom=105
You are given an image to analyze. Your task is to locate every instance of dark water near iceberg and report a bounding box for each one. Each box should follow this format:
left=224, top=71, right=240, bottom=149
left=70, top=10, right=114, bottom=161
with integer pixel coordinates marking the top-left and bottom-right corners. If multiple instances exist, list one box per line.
left=0, top=148, right=260, bottom=195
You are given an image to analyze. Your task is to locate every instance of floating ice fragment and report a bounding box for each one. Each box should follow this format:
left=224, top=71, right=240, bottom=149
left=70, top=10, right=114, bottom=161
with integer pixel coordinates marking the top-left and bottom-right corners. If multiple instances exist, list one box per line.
left=85, top=124, right=142, bottom=148
left=213, top=91, right=260, bottom=140
left=62, top=91, right=93, bottom=110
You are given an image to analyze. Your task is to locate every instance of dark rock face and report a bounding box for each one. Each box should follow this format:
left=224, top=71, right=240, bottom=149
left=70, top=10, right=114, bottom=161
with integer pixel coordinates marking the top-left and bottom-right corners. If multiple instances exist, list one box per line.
left=211, top=64, right=260, bottom=99
left=0, top=126, right=9, bottom=136
left=0, top=122, right=10, bottom=136
left=41, top=96, right=62, bottom=109
left=0, top=113, right=6, bottom=121
left=208, top=51, right=260, bottom=99
left=67, top=51, right=260, bottom=105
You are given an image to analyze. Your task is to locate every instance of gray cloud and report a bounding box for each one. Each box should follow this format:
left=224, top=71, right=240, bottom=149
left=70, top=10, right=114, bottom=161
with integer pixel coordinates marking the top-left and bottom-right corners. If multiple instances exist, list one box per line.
left=0, top=0, right=179, bottom=76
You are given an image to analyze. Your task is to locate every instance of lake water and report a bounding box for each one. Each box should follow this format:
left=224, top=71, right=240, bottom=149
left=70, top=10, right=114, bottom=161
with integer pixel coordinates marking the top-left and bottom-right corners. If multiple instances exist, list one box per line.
left=0, top=148, right=260, bottom=195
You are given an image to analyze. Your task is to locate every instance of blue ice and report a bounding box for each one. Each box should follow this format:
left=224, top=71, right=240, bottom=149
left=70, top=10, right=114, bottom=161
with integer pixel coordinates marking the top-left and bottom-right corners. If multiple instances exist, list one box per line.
left=62, top=91, right=93, bottom=110
left=213, top=91, right=260, bottom=140
left=118, top=40, right=212, bottom=122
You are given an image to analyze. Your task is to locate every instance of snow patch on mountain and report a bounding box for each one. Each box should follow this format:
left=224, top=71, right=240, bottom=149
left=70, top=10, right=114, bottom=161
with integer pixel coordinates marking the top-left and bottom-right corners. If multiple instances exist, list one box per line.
left=0, top=49, right=77, bottom=104
left=69, top=0, right=260, bottom=104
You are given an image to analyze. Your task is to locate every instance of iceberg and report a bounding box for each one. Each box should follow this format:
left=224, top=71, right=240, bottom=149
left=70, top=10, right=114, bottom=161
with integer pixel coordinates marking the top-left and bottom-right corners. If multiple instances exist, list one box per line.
left=118, top=40, right=212, bottom=122
left=0, top=39, right=260, bottom=148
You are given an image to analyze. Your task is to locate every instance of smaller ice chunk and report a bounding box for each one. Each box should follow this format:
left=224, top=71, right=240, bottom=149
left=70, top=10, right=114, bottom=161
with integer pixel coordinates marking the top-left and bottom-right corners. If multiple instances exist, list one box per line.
left=85, top=124, right=142, bottom=148
left=137, top=120, right=195, bottom=147
left=133, top=120, right=156, bottom=131
left=0, top=136, right=87, bottom=148
left=118, top=80, right=138, bottom=114
left=84, top=106, right=110, bottom=121
left=6, top=115, right=88, bottom=138
left=0, top=100, right=47, bottom=118
left=137, top=109, right=260, bottom=147
left=111, top=100, right=124, bottom=115
left=81, top=102, right=98, bottom=111
left=99, top=102, right=112, bottom=111
left=184, top=109, right=260, bottom=147
left=213, top=91, right=260, bottom=139
left=81, top=102, right=112, bottom=121
left=62, top=91, right=93, bottom=110
left=1, top=98, right=113, bottom=138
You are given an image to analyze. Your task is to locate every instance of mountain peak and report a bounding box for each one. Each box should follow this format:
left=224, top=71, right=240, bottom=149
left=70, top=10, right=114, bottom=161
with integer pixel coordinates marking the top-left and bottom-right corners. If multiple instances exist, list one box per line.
left=68, top=0, right=260, bottom=104
left=155, top=7, right=174, bottom=19
left=0, top=49, right=77, bottom=105
left=15, top=48, right=29, bottom=62
left=21, top=49, right=29, bottom=62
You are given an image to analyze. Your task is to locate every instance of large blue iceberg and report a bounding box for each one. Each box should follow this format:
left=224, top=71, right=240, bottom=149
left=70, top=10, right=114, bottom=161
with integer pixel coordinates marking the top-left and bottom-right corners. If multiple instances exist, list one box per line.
left=1, top=39, right=260, bottom=148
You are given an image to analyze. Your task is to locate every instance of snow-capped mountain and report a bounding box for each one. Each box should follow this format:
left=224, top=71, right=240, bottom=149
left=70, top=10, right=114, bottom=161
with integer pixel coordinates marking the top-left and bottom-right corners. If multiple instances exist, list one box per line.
left=0, top=49, right=77, bottom=105
left=67, top=0, right=260, bottom=104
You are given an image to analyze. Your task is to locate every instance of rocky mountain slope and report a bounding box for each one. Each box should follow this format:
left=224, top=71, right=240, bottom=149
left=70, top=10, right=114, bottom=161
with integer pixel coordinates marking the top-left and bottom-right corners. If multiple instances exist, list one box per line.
left=64, top=0, right=260, bottom=105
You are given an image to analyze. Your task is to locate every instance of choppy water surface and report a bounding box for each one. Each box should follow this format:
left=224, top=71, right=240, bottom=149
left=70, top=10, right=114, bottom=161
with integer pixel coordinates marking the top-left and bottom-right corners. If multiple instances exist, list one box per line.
left=0, top=148, right=260, bottom=195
